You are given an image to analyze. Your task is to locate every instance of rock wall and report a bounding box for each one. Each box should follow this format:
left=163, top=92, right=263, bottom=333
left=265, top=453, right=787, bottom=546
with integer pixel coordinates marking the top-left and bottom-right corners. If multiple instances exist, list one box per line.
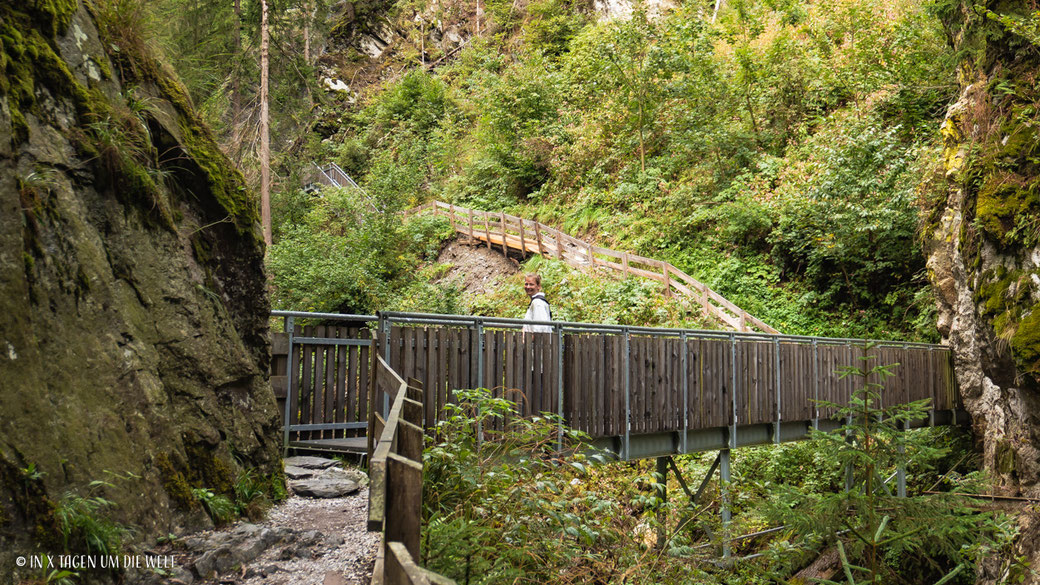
left=0, top=0, right=282, bottom=576
left=925, top=1, right=1040, bottom=579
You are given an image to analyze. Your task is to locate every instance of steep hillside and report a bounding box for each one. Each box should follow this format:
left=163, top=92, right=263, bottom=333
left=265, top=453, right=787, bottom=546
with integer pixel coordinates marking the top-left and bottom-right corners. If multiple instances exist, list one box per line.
left=0, top=0, right=282, bottom=578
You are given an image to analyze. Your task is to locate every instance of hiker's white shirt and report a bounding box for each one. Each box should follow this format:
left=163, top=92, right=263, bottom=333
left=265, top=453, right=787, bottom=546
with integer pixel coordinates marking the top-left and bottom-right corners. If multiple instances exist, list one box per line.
left=523, top=293, right=552, bottom=333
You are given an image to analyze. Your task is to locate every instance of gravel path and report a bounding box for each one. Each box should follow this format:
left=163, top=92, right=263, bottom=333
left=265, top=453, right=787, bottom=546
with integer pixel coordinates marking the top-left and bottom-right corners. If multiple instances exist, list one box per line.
left=177, top=488, right=378, bottom=585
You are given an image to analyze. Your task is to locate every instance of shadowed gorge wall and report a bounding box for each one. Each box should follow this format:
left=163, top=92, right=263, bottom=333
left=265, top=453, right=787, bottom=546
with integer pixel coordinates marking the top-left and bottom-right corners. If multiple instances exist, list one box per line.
left=0, top=0, right=281, bottom=576
left=926, top=1, right=1040, bottom=579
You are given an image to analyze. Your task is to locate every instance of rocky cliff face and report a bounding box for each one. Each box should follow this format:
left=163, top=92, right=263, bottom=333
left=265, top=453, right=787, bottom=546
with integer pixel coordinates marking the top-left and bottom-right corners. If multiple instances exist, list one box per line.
left=925, top=0, right=1040, bottom=579
left=0, top=0, right=282, bottom=577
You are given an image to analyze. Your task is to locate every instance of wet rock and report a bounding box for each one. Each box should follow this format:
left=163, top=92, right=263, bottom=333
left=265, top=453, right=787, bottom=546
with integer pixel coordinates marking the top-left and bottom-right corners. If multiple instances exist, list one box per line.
left=284, top=465, right=317, bottom=480
left=290, top=478, right=360, bottom=498
left=284, top=456, right=341, bottom=469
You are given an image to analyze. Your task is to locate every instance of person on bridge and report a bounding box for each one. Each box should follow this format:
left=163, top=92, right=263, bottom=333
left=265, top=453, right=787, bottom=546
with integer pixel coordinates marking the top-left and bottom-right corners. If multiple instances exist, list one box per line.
left=522, top=273, right=553, bottom=334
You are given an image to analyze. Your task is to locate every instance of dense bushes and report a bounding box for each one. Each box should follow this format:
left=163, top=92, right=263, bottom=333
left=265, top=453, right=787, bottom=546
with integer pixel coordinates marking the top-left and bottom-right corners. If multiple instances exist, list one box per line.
left=301, top=0, right=958, bottom=339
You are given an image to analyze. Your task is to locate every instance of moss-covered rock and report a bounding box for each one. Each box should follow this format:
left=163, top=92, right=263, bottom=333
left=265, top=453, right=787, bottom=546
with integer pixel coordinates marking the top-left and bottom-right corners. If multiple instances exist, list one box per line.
left=0, top=0, right=281, bottom=580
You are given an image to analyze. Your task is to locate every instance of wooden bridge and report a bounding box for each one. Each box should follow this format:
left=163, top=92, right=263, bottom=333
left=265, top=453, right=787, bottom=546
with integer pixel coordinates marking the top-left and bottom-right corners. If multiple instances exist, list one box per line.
left=271, top=310, right=962, bottom=460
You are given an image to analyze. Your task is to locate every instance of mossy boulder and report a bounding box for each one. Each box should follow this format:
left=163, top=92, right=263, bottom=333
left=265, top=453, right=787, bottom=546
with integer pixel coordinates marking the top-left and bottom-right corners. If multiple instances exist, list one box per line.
left=0, top=0, right=281, bottom=579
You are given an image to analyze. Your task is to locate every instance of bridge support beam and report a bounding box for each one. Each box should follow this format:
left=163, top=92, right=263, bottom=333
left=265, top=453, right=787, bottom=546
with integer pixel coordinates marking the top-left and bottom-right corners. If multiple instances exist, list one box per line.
left=655, top=456, right=668, bottom=549
left=720, top=449, right=732, bottom=559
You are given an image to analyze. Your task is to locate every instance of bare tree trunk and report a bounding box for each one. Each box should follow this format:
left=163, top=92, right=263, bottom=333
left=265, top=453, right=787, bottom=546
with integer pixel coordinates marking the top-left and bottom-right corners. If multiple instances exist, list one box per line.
left=231, top=0, right=242, bottom=163
left=712, top=0, right=724, bottom=23
left=303, top=0, right=311, bottom=64
left=260, top=0, right=272, bottom=247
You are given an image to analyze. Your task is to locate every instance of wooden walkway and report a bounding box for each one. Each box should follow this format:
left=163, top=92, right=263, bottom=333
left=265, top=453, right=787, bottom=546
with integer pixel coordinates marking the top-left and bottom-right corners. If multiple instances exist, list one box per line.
left=409, top=201, right=777, bottom=334
left=271, top=311, right=961, bottom=459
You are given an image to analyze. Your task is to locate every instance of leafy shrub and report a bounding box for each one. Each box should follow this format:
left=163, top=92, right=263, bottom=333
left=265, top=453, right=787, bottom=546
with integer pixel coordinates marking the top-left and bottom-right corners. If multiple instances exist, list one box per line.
left=192, top=487, right=236, bottom=526
left=55, top=484, right=130, bottom=557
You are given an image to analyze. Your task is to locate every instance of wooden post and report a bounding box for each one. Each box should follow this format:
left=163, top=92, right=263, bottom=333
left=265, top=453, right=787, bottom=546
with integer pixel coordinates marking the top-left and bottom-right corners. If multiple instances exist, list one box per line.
left=534, top=222, right=544, bottom=256
left=701, top=286, right=710, bottom=316
left=740, top=311, right=747, bottom=332
left=623, top=253, right=630, bottom=276
left=587, top=241, right=594, bottom=266
left=468, top=208, right=475, bottom=240
left=385, top=453, right=423, bottom=562
left=500, top=211, right=508, bottom=255
left=663, top=265, right=671, bottom=297
left=555, top=230, right=563, bottom=260
left=483, top=211, right=492, bottom=250
left=519, top=218, right=527, bottom=254
left=449, top=203, right=456, bottom=232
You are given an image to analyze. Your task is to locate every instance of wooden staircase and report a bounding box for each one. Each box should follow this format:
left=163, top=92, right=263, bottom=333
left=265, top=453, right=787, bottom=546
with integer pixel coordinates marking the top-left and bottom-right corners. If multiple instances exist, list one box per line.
left=409, top=201, right=778, bottom=334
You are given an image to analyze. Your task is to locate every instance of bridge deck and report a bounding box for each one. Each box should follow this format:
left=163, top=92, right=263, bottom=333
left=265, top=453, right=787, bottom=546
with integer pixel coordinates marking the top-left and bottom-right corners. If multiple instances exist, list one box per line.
left=271, top=311, right=961, bottom=459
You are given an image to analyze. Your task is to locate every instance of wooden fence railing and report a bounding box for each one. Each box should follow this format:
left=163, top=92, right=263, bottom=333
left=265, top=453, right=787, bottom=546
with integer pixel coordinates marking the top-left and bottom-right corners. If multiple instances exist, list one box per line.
left=377, top=312, right=960, bottom=456
left=408, top=201, right=778, bottom=334
left=367, top=355, right=455, bottom=585
left=271, top=314, right=374, bottom=448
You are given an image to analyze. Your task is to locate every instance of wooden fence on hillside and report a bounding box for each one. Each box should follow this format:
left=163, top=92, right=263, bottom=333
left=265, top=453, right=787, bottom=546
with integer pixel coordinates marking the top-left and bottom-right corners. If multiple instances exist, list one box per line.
left=409, top=201, right=777, bottom=334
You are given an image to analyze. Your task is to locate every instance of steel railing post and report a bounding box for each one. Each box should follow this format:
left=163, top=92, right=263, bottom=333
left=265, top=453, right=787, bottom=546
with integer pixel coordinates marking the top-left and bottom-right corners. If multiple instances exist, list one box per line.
left=774, top=337, right=781, bottom=444
left=730, top=333, right=737, bottom=450
left=476, top=319, right=485, bottom=449
left=812, top=339, right=819, bottom=431
left=681, top=331, right=688, bottom=455
left=556, top=323, right=564, bottom=452
left=624, top=327, right=631, bottom=461
left=283, top=316, right=295, bottom=455
left=381, top=313, right=391, bottom=418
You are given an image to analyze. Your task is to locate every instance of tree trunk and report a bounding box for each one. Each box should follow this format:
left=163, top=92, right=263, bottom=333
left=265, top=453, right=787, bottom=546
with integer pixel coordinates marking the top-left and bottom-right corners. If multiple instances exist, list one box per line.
left=260, top=0, right=272, bottom=247
left=231, top=0, right=242, bottom=163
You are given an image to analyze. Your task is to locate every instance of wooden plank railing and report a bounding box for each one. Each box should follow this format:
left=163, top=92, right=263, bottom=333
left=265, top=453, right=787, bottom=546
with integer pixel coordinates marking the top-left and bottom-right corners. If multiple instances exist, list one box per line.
left=378, top=313, right=960, bottom=448
left=368, top=355, right=456, bottom=585
left=408, top=201, right=778, bottom=334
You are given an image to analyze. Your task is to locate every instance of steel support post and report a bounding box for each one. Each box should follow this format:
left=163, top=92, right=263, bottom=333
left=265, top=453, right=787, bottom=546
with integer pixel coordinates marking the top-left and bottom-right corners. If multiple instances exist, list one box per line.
left=897, top=421, right=907, bottom=498
left=656, top=456, right=669, bottom=549
left=845, top=415, right=855, bottom=493
left=720, top=448, right=732, bottom=559
left=282, top=316, right=295, bottom=455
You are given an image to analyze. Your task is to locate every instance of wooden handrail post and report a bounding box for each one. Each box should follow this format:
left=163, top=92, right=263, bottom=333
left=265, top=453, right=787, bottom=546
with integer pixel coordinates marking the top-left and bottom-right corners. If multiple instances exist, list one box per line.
left=483, top=211, right=492, bottom=250
left=519, top=218, right=527, bottom=254
left=468, top=208, right=475, bottom=239
left=740, top=311, right=747, bottom=332
left=555, top=230, right=563, bottom=260
left=587, top=241, right=594, bottom=266
left=663, top=265, right=671, bottom=297
left=449, top=203, right=456, bottom=232
left=534, top=222, right=544, bottom=256
left=701, top=286, right=710, bottom=316
left=500, top=211, right=508, bottom=255
left=623, top=253, right=630, bottom=276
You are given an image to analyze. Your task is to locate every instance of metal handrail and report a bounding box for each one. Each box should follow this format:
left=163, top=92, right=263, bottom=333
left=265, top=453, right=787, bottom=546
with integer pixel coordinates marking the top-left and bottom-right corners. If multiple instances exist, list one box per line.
left=376, top=310, right=948, bottom=350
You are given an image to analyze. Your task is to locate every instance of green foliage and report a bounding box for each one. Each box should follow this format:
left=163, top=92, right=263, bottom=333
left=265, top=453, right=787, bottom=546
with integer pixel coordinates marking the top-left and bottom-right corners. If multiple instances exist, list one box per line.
left=192, top=487, right=236, bottom=526
left=467, top=255, right=712, bottom=328
left=55, top=482, right=131, bottom=558
left=424, top=389, right=679, bottom=584
left=769, top=120, right=923, bottom=308
left=760, top=348, right=1011, bottom=583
